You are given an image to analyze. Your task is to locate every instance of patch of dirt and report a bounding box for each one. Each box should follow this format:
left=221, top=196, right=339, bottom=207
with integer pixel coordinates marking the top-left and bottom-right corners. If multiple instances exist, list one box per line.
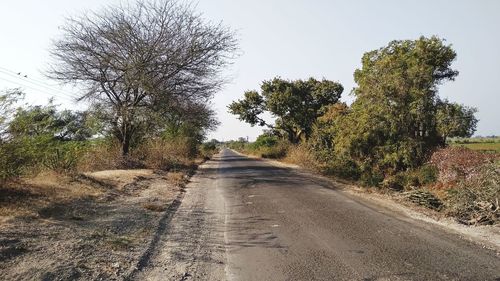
left=0, top=168, right=193, bottom=280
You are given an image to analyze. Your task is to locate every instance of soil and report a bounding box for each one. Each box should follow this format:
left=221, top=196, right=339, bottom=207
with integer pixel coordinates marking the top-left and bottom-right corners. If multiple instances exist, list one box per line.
left=0, top=169, right=190, bottom=280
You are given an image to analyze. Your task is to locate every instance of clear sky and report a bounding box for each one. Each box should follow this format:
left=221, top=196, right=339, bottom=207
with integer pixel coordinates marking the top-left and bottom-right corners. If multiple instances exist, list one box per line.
left=0, top=0, right=498, bottom=141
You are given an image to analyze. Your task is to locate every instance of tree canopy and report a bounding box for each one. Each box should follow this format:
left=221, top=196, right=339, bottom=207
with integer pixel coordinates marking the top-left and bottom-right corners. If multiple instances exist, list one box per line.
left=331, top=36, right=477, bottom=173
left=228, top=77, right=343, bottom=143
left=49, top=0, right=238, bottom=155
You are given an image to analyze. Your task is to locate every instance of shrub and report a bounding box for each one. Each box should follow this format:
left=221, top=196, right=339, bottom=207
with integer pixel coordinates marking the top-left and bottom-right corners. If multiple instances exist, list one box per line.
left=381, top=173, right=406, bottom=191
left=430, top=146, right=497, bottom=185
left=43, top=141, right=86, bottom=173
left=285, top=144, right=319, bottom=169
left=77, top=140, right=122, bottom=172
left=415, top=164, right=438, bottom=186
left=260, top=140, right=289, bottom=159
left=0, top=141, right=30, bottom=182
left=132, top=137, right=193, bottom=170
left=383, top=165, right=438, bottom=191
left=252, top=134, right=278, bottom=148
left=359, top=168, right=384, bottom=187
left=323, top=156, right=361, bottom=180
left=199, top=141, right=219, bottom=160
left=446, top=162, right=499, bottom=225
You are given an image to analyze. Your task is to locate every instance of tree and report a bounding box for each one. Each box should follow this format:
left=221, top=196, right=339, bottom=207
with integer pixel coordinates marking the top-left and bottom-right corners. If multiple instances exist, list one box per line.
left=8, top=104, right=95, bottom=141
left=436, top=100, right=478, bottom=144
left=228, top=77, right=343, bottom=143
left=0, top=88, right=24, bottom=140
left=308, top=102, right=349, bottom=162
left=49, top=0, right=237, bottom=155
left=334, top=36, right=472, bottom=173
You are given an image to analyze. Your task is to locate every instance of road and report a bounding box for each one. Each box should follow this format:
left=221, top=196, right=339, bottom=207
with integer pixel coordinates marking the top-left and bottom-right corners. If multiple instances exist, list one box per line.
left=134, top=148, right=500, bottom=281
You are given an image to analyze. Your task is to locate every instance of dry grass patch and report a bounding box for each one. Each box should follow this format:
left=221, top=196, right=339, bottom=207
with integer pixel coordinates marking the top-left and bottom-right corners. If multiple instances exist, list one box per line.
left=166, top=171, right=187, bottom=186
left=0, top=171, right=103, bottom=220
left=284, top=144, right=320, bottom=169
left=83, top=169, right=154, bottom=191
left=142, top=203, right=167, bottom=212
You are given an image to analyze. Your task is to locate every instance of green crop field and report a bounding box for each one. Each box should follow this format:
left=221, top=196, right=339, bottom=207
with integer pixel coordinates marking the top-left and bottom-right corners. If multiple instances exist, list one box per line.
left=451, top=142, right=500, bottom=153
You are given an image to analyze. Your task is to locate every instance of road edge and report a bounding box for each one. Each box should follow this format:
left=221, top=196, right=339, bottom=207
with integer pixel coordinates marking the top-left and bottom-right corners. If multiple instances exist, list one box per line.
left=228, top=149, right=500, bottom=253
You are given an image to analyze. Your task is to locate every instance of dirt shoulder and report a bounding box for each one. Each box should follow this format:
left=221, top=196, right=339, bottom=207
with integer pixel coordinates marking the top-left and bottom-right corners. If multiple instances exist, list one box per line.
left=230, top=149, right=500, bottom=253
left=0, top=167, right=194, bottom=280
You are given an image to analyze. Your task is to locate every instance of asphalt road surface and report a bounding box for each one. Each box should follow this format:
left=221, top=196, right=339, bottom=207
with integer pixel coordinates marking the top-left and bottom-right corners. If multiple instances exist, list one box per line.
left=135, top=148, right=500, bottom=281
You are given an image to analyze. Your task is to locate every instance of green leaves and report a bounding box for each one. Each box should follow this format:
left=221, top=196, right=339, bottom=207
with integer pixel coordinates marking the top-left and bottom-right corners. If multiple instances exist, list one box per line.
left=228, top=90, right=266, bottom=126
left=334, top=36, right=472, bottom=173
left=436, top=100, right=478, bottom=139
left=228, top=77, right=343, bottom=143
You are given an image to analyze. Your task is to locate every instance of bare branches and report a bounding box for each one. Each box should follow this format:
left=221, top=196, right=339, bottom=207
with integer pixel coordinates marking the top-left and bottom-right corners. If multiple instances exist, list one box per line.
left=48, top=0, right=238, bottom=154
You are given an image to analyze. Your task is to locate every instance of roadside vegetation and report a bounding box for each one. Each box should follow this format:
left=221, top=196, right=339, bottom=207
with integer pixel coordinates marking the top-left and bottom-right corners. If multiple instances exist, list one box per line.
left=229, top=36, right=498, bottom=225
left=0, top=1, right=231, bottom=278
left=0, top=0, right=233, bottom=183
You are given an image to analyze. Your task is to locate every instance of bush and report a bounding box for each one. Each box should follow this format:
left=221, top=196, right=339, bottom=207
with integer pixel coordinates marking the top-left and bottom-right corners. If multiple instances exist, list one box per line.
left=430, top=146, right=497, bottom=185
left=77, top=140, right=122, bottom=171
left=381, top=173, right=406, bottom=191
left=259, top=140, right=289, bottom=159
left=322, top=156, right=361, bottom=180
left=0, top=141, right=30, bottom=182
left=199, top=141, right=219, bottom=160
left=132, top=137, right=193, bottom=170
left=359, top=169, right=384, bottom=187
left=252, top=134, right=278, bottom=148
left=382, top=165, right=438, bottom=191
left=415, top=164, right=438, bottom=186
left=43, top=141, right=86, bottom=173
left=285, top=144, right=319, bottom=169
left=446, top=162, right=499, bottom=225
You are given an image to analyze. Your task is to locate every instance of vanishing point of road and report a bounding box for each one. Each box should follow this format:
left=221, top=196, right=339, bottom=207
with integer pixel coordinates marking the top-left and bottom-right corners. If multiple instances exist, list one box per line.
left=134, top=149, right=500, bottom=281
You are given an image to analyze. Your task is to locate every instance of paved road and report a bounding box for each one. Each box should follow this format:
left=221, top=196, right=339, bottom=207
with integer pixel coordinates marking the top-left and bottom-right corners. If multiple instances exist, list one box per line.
left=136, top=149, right=500, bottom=281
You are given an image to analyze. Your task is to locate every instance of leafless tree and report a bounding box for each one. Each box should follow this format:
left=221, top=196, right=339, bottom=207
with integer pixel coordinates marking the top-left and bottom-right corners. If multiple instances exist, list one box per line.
left=49, top=0, right=237, bottom=155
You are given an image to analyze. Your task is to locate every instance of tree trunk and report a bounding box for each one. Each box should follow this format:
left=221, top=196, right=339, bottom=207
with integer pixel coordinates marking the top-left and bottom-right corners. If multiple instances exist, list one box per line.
left=122, top=137, right=130, bottom=156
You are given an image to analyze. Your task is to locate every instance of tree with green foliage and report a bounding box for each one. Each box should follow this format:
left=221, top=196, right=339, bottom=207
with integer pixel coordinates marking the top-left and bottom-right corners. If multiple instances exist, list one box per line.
left=0, top=88, right=24, bottom=140
left=0, top=92, right=97, bottom=180
left=436, top=100, right=478, bottom=144
left=228, top=77, right=343, bottom=143
left=9, top=103, right=95, bottom=141
left=308, top=102, right=349, bottom=162
left=333, top=36, right=476, bottom=176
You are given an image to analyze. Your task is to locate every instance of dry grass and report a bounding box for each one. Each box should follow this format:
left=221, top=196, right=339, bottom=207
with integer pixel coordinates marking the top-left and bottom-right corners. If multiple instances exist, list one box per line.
left=77, top=141, right=123, bottom=172
left=166, top=171, right=186, bottom=186
left=0, top=171, right=103, bottom=220
left=106, top=236, right=134, bottom=251
left=84, top=169, right=154, bottom=190
left=132, top=138, right=195, bottom=170
left=142, top=203, right=167, bottom=212
left=284, top=143, right=320, bottom=169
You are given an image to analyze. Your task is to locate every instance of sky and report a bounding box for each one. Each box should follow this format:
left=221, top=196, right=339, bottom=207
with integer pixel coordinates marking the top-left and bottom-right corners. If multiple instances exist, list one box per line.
left=0, top=0, right=498, bottom=141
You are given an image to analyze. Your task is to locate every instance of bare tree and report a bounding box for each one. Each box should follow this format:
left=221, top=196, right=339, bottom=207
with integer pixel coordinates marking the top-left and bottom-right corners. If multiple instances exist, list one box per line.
left=49, top=0, right=238, bottom=155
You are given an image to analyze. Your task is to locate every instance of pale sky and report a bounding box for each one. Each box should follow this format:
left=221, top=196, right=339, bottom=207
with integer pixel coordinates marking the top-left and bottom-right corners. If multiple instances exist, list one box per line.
left=0, top=0, right=498, bottom=141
